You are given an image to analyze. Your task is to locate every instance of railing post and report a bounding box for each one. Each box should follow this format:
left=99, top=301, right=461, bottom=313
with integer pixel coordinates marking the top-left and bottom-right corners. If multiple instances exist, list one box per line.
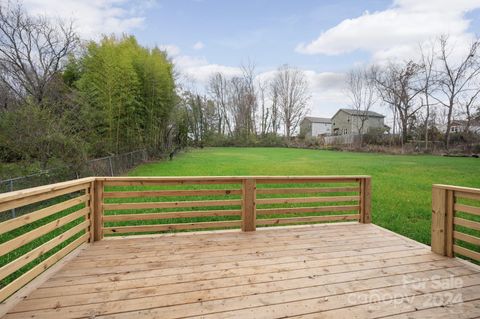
left=93, top=179, right=104, bottom=241
left=431, top=186, right=454, bottom=257
left=88, top=180, right=95, bottom=242
left=242, top=178, right=256, bottom=232
left=360, top=177, right=371, bottom=223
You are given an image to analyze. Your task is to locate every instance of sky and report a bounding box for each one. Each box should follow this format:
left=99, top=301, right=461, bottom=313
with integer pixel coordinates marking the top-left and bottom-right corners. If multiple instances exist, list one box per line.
left=22, top=0, right=480, bottom=119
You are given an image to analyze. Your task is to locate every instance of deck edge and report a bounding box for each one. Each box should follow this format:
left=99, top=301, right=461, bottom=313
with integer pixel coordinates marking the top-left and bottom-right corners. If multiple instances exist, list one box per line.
left=102, top=221, right=361, bottom=241
left=0, top=243, right=89, bottom=318
left=370, top=223, right=480, bottom=272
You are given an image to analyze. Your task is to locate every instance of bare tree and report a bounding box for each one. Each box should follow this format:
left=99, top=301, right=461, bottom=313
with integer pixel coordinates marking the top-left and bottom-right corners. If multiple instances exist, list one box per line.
left=419, top=41, right=437, bottom=149
left=257, top=78, right=270, bottom=136
left=208, top=72, right=232, bottom=135
left=432, top=35, right=480, bottom=150
left=346, top=66, right=377, bottom=145
left=269, top=80, right=280, bottom=135
left=374, top=61, right=424, bottom=144
left=272, top=65, right=309, bottom=138
left=0, top=2, right=78, bottom=105
left=239, top=62, right=257, bottom=136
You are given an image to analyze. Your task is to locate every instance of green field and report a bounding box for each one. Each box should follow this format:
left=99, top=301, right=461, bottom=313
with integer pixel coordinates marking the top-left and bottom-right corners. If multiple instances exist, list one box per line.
left=130, top=147, right=480, bottom=245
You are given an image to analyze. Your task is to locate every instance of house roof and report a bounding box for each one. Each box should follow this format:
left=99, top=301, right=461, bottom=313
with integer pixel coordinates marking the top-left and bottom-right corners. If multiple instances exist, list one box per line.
left=303, top=116, right=332, bottom=124
left=333, top=109, right=385, bottom=118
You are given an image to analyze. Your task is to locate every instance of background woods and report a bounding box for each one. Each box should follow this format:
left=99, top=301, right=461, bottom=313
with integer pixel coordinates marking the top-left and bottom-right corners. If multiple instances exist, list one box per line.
left=0, top=3, right=177, bottom=177
left=1, top=2, right=480, bottom=181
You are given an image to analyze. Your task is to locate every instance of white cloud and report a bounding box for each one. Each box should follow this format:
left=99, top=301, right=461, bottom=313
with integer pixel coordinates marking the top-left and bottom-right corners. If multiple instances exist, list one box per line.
left=193, top=41, right=205, bottom=50
left=22, top=0, right=155, bottom=39
left=159, top=44, right=181, bottom=57
left=296, top=0, right=480, bottom=62
left=255, top=69, right=350, bottom=118
left=174, top=55, right=242, bottom=86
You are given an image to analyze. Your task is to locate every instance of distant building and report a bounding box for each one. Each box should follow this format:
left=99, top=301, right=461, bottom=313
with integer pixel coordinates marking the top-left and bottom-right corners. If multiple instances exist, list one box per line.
left=300, top=116, right=332, bottom=137
left=331, top=109, right=385, bottom=136
left=441, top=120, right=480, bottom=135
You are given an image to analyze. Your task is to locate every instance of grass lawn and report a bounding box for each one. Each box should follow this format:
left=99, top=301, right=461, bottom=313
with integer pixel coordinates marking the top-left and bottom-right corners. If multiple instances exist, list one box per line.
left=130, top=147, right=480, bottom=245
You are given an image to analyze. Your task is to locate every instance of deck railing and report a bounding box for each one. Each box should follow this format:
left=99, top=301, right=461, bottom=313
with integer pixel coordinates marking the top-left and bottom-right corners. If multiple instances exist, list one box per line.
left=97, top=176, right=371, bottom=238
left=432, top=184, right=480, bottom=263
left=0, top=175, right=371, bottom=301
left=0, top=177, right=95, bottom=302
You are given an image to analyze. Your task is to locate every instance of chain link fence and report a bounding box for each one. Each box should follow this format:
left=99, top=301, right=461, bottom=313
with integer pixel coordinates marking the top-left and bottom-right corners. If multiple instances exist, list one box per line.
left=0, top=149, right=172, bottom=222
left=0, top=149, right=149, bottom=196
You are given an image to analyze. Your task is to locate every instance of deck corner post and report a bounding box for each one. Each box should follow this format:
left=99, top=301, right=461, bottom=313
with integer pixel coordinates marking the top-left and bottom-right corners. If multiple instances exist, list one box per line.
left=360, top=177, right=372, bottom=224
left=93, top=179, right=104, bottom=241
left=242, top=178, right=256, bottom=232
left=431, top=186, right=448, bottom=256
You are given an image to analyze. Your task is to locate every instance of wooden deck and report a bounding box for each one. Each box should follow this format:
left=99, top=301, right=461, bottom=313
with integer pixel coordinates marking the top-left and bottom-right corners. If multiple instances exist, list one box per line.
left=2, top=222, right=480, bottom=319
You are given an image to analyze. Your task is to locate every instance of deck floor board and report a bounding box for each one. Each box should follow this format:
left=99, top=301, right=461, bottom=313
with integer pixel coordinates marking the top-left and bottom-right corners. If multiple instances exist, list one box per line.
left=3, top=223, right=479, bottom=319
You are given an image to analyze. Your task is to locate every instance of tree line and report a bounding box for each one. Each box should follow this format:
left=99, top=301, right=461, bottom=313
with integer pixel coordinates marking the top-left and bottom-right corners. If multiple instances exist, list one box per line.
left=2, top=2, right=478, bottom=177
left=0, top=3, right=176, bottom=173
left=345, top=36, right=480, bottom=150
left=178, top=64, right=310, bottom=147
left=0, top=2, right=313, bottom=176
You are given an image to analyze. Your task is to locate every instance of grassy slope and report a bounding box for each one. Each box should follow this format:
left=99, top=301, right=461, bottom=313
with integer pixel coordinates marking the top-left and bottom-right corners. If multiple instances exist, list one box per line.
left=130, top=147, right=480, bottom=245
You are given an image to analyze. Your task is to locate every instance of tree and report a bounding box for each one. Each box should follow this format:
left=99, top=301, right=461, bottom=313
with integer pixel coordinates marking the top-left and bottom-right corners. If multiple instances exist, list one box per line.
left=432, top=35, right=480, bottom=150
left=374, top=61, right=424, bottom=144
left=272, top=65, right=309, bottom=138
left=76, top=35, right=175, bottom=156
left=208, top=72, right=232, bottom=135
left=0, top=2, right=78, bottom=105
left=346, top=66, right=377, bottom=145
left=419, top=41, right=437, bottom=148
left=269, top=80, right=280, bottom=135
left=257, top=78, right=270, bottom=136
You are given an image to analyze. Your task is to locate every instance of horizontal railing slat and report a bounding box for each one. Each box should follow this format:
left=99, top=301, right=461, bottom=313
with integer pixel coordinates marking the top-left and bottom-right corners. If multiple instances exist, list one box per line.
left=256, top=205, right=360, bottom=215
left=453, top=231, right=480, bottom=246
left=0, top=233, right=88, bottom=302
left=255, top=177, right=362, bottom=184
left=256, top=196, right=359, bottom=205
left=0, top=183, right=90, bottom=213
left=0, top=207, right=89, bottom=257
left=256, top=214, right=360, bottom=226
left=454, top=203, right=480, bottom=216
left=454, top=217, right=480, bottom=231
left=433, top=184, right=480, bottom=196
left=103, top=189, right=242, bottom=198
left=0, top=194, right=89, bottom=235
left=103, top=210, right=241, bottom=222
left=103, top=220, right=242, bottom=234
left=455, top=191, right=480, bottom=201
left=256, top=187, right=359, bottom=195
left=453, top=245, right=480, bottom=261
left=103, top=199, right=242, bottom=211
left=0, top=178, right=94, bottom=204
left=0, top=220, right=89, bottom=282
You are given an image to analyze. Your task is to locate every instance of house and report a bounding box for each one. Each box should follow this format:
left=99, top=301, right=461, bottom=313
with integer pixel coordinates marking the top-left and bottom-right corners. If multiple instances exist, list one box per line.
left=442, top=120, right=480, bottom=135
left=331, top=109, right=385, bottom=136
left=300, top=116, right=332, bottom=137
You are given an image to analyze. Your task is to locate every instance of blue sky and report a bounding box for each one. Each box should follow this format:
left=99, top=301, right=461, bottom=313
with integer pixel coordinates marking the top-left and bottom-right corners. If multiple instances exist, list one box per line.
left=136, top=0, right=388, bottom=73
left=24, top=0, right=480, bottom=118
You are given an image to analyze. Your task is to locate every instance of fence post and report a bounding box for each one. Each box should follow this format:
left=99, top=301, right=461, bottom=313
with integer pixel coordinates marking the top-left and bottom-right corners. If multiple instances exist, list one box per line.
left=359, top=177, right=371, bottom=223
left=93, top=179, right=104, bottom=241
left=431, top=186, right=454, bottom=257
left=108, top=157, right=114, bottom=176
left=242, top=178, right=256, bottom=232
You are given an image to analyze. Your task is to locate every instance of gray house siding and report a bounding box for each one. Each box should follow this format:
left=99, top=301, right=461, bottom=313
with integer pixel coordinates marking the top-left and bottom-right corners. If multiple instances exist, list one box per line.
left=300, top=117, right=331, bottom=137
left=332, top=109, right=385, bottom=136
